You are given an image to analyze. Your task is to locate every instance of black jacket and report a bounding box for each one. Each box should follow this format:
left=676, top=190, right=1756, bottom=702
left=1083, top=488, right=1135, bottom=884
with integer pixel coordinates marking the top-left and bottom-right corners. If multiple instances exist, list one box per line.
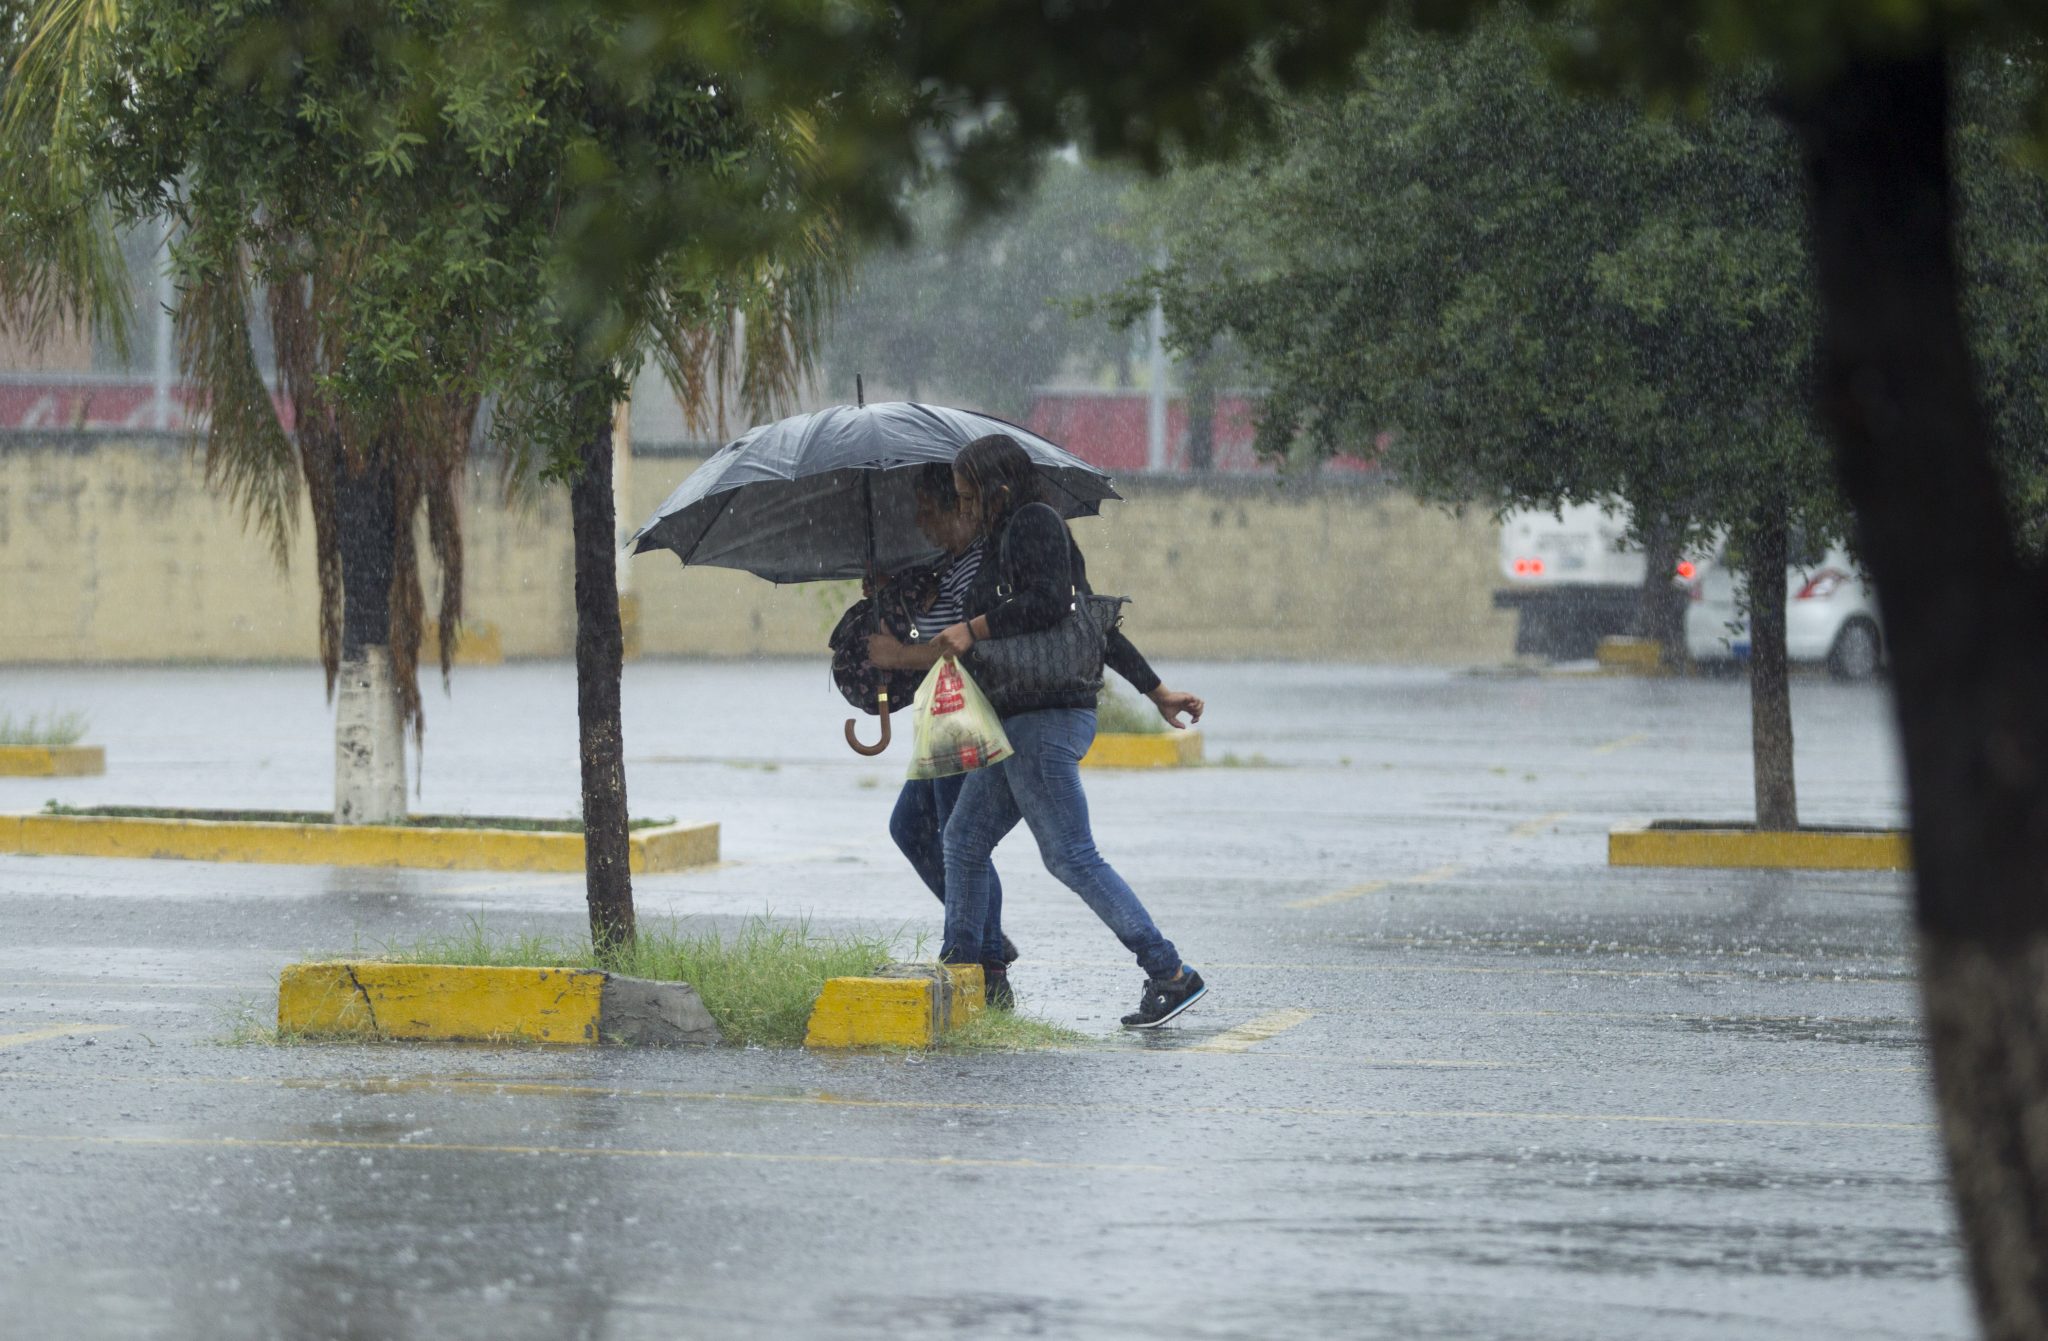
left=961, top=501, right=1160, bottom=711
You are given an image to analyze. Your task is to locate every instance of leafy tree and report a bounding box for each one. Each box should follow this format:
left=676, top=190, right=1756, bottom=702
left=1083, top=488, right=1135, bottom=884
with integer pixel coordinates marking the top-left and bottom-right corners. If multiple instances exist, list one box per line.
left=1122, top=16, right=1837, bottom=828
left=3, top=0, right=835, bottom=953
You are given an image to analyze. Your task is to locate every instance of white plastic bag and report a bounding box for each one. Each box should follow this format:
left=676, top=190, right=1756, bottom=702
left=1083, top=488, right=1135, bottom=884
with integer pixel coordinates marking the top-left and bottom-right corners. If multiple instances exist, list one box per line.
left=907, top=657, right=1014, bottom=780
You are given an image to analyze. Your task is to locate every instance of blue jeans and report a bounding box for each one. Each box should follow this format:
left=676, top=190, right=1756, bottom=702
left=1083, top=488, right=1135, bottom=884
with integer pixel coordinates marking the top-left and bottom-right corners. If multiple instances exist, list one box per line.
left=890, top=774, right=1004, bottom=934
left=942, top=707, right=1181, bottom=978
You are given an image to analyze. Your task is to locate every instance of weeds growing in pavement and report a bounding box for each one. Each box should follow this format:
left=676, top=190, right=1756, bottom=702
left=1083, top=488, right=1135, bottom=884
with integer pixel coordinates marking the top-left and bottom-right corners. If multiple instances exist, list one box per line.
left=0, top=710, right=89, bottom=746
left=942, top=1009, right=1088, bottom=1051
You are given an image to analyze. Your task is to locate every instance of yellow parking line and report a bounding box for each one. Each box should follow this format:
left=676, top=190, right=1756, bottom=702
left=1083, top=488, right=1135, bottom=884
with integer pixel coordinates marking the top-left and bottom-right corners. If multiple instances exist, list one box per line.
left=1510, top=811, right=1571, bottom=837
left=1593, top=732, right=1647, bottom=755
left=0, top=1023, right=122, bottom=1049
left=1287, top=863, right=1464, bottom=910
left=1189, top=1008, right=1313, bottom=1054
left=0, top=1070, right=1931, bottom=1132
left=0, top=1130, right=1169, bottom=1172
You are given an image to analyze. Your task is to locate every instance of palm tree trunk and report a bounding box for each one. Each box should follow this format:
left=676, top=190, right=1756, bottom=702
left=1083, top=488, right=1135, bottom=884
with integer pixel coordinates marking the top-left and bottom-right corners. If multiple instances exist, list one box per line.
left=333, top=454, right=404, bottom=824
left=569, top=390, right=635, bottom=960
left=1746, top=505, right=1797, bottom=831
left=1787, top=51, right=2048, bottom=1338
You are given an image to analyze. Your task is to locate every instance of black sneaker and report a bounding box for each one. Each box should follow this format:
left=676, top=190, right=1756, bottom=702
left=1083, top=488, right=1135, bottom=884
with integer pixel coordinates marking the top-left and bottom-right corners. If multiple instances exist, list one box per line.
left=1000, top=935, right=1020, bottom=965
left=1120, top=968, right=1207, bottom=1029
left=984, top=967, right=1015, bottom=1011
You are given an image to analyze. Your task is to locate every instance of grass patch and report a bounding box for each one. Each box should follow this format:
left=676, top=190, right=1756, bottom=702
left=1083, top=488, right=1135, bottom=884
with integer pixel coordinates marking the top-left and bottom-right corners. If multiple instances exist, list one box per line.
left=38, top=802, right=673, bottom=832
left=0, top=710, right=89, bottom=747
left=941, top=1009, right=1089, bottom=1052
left=371, top=916, right=895, bottom=1048
left=1096, top=686, right=1164, bottom=735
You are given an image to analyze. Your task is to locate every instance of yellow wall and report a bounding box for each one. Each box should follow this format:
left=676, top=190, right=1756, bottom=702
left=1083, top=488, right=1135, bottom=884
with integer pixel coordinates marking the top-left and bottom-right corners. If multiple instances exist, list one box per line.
left=0, top=437, right=1514, bottom=664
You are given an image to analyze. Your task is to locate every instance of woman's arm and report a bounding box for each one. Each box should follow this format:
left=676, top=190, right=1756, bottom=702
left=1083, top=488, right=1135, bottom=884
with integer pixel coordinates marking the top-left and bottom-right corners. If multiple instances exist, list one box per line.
left=867, top=629, right=944, bottom=671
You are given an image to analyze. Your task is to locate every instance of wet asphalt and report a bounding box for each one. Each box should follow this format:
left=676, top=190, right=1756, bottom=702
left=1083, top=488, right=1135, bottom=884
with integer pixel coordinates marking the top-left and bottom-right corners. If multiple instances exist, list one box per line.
left=0, top=659, right=1960, bottom=1339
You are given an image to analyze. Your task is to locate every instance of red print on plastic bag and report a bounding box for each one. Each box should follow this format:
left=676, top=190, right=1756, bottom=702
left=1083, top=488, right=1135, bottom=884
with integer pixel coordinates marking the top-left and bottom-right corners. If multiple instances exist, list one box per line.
left=958, top=744, right=981, bottom=769
left=932, top=663, right=965, bottom=715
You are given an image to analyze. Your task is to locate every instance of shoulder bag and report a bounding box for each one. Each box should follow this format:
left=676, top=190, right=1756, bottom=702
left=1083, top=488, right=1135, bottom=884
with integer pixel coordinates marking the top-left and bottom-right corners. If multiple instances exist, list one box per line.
left=965, top=504, right=1128, bottom=713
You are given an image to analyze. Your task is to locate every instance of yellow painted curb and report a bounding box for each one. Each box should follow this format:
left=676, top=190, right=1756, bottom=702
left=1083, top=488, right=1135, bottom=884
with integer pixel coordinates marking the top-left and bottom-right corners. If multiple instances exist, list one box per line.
left=280, top=961, right=604, bottom=1043
left=1595, top=637, right=1668, bottom=676
left=1609, top=823, right=1910, bottom=871
left=804, top=963, right=985, bottom=1049
left=1081, top=730, right=1203, bottom=769
left=0, top=745, right=105, bottom=777
left=0, top=813, right=718, bottom=873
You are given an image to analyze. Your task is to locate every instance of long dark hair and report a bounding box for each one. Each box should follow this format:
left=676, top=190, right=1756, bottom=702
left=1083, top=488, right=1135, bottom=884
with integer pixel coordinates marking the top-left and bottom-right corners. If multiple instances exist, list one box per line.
left=954, top=434, right=1040, bottom=536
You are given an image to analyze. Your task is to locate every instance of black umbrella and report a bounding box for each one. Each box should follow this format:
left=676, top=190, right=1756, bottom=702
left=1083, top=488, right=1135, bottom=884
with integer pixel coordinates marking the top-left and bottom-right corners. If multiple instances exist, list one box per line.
left=626, top=400, right=1119, bottom=583
left=627, top=398, right=1120, bottom=754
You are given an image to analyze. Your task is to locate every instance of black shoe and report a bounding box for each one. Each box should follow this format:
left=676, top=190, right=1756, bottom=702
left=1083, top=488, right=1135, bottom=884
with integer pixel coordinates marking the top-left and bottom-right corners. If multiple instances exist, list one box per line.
left=984, top=967, right=1015, bottom=1011
left=1120, top=968, right=1207, bottom=1029
left=1000, top=934, right=1020, bottom=965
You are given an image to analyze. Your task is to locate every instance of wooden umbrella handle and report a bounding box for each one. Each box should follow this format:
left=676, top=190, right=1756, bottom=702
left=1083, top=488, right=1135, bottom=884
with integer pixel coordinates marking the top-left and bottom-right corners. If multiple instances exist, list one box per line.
left=845, top=694, right=892, bottom=756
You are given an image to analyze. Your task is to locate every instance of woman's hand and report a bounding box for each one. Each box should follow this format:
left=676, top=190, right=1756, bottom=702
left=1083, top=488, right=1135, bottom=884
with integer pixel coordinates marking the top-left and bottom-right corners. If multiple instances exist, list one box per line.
left=1147, top=685, right=1204, bottom=729
left=867, top=629, right=908, bottom=669
left=931, top=622, right=976, bottom=659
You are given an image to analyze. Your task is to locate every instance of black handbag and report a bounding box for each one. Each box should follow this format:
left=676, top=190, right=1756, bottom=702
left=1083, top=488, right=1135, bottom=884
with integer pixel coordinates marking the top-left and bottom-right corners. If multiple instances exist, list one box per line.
left=966, top=505, right=1128, bottom=713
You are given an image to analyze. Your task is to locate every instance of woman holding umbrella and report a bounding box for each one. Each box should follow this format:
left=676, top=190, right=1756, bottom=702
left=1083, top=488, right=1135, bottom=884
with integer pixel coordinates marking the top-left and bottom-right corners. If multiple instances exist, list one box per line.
left=929, top=434, right=1209, bottom=1028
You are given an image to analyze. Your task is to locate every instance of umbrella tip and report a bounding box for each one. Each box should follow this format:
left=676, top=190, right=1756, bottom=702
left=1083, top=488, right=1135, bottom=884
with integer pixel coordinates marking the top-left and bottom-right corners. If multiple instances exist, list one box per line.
left=856, top=373, right=864, bottom=408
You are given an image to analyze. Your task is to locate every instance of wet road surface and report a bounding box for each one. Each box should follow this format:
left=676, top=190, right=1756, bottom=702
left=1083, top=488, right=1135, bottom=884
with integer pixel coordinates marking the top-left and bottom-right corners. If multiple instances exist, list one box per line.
left=0, top=661, right=1960, bottom=1338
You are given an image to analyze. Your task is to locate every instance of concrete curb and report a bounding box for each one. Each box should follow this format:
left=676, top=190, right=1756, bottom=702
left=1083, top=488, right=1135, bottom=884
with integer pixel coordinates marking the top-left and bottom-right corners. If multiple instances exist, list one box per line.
left=1081, top=730, right=1203, bottom=769
left=0, top=813, right=718, bottom=872
left=0, top=745, right=105, bottom=777
left=804, top=962, right=985, bottom=1049
left=1609, top=822, right=1909, bottom=871
left=278, top=962, right=720, bottom=1045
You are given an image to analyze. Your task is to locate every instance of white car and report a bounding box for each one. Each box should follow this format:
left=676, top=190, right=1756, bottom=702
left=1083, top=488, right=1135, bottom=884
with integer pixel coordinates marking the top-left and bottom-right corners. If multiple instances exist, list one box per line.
left=1680, top=545, right=1884, bottom=679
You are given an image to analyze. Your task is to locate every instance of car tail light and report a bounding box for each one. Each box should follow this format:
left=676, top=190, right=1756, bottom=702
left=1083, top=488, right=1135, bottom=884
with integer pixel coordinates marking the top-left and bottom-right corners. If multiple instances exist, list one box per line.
left=1797, top=569, right=1848, bottom=600
left=1512, top=557, right=1546, bottom=576
left=1675, top=561, right=1695, bottom=580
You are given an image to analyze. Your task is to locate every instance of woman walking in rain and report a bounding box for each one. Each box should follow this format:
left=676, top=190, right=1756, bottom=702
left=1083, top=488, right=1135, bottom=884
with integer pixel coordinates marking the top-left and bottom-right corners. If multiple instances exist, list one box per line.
left=928, top=433, right=1208, bottom=1026
left=865, top=465, right=1018, bottom=965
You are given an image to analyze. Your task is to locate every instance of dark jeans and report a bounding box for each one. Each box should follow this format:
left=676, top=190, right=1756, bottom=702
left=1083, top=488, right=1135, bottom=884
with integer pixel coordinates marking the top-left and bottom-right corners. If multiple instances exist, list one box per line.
left=941, top=707, right=1181, bottom=978
left=890, top=773, right=1003, bottom=943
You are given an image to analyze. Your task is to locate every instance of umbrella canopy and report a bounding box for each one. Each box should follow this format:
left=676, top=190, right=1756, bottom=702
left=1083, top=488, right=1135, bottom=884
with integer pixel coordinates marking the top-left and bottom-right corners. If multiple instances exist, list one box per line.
left=627, top=402, right=1120, bottom=583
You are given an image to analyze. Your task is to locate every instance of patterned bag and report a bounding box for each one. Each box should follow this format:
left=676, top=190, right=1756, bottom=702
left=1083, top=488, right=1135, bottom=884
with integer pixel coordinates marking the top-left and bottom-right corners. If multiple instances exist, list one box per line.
left=828, top=570, right=935, bottom=715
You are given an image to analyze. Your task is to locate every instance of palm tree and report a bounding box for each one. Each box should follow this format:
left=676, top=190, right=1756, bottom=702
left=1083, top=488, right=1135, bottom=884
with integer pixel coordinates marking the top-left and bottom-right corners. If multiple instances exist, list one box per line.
left=0, top=0, right=838, bottom=954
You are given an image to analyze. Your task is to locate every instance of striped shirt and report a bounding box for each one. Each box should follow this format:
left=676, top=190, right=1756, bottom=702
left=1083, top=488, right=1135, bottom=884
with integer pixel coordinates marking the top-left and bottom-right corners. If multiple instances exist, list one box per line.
left=909, top=540, right=987, bottom=640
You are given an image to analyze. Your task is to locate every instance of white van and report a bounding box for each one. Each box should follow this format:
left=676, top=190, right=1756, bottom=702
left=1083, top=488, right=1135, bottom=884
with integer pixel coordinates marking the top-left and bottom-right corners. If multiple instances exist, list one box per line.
left=1492, top=502, right=1650, bottom=659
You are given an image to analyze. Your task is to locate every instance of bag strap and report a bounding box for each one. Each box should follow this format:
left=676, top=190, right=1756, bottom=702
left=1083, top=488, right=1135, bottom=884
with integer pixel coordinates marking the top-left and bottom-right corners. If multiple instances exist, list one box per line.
left=995, top=501, right=1077, bottom=602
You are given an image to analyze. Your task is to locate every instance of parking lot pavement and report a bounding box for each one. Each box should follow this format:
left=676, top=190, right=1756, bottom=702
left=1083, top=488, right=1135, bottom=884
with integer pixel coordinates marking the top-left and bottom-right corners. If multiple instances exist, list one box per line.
left=0, top=660, right=1960, bottom=1339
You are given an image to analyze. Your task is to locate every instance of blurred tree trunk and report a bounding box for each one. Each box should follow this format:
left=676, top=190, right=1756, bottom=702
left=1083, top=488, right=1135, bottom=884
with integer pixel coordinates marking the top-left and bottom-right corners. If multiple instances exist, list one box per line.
left=333, top=454, right=404, bottom=824
left=1787, top=51, right=2048, bottom=1338
left=1636, top=514, right=1686, bottom=664
left=1746, top=503, right=1797, bottom=831
left=568, top=388, right=635, bottom=960
left=1185, top=339, right=1217, bottom=472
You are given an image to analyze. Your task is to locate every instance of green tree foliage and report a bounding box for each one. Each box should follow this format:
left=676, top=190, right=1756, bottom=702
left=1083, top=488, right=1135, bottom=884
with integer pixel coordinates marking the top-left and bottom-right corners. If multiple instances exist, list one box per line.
left=822, top=159, right=1146, bottom=416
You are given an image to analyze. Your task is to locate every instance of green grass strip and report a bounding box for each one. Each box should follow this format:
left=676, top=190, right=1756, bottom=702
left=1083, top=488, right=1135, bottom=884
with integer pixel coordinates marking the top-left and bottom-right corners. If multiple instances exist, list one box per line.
left=1095, top=686, right=1165, bottom=735
left=369, top=916, right=895, bottom=1049
left=941, top=1008, right=1088, bottom=1052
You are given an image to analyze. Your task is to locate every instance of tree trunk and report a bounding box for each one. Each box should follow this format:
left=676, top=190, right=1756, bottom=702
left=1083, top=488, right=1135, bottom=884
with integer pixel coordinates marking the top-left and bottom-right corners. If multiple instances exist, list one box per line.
left=333, top=455, right=404, bottom=824
left=1746, top=505, right=1797, bottom=831
left=569, top=391, right=636, bottom=960
left=1787, top=52, right=2048, bottom=1338
left=1185, top=340, right=1217, bottom=472
left=1636, top=515, right=1686, bottom=665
